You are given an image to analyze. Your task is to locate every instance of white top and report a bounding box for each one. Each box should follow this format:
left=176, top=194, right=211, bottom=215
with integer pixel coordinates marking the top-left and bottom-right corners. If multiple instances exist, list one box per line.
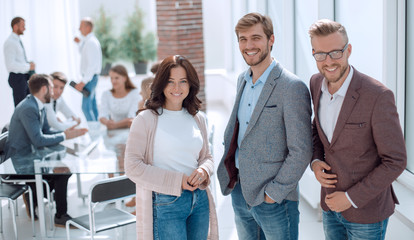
left=318, top=67, right=354, bottom=142
left=3, top=33, right=30, bottom=73
left=99, top=89, right=140, bottom=122
left=45, top=98, right=78, bottom=131
left=153, top=109, right=203, bottom=176
left=78, top=32, right=102, bottom=83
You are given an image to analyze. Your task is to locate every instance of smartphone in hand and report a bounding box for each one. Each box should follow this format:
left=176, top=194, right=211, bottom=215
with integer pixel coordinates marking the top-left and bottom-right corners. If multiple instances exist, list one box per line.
left=69, top=81, right=90, bottom=97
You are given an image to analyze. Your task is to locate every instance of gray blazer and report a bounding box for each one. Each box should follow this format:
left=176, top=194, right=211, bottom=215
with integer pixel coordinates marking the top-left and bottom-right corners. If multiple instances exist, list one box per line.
left=6, top=95, right=64, bottom=158
left=217, top=62, right=313, bottom=207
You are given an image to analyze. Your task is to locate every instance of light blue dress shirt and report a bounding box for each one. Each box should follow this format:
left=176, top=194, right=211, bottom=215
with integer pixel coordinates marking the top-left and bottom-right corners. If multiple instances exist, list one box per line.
left=235, top=60, right=276, bottom=168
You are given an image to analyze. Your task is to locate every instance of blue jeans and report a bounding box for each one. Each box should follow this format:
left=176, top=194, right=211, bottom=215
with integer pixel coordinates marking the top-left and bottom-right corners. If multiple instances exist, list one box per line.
left=231, top=183, right=299, bottom=240
left=323, top=210, right=389, bottom=240
left=82, top=75, right=98, bottom=121
left=153, top=189, right=209, bottom=240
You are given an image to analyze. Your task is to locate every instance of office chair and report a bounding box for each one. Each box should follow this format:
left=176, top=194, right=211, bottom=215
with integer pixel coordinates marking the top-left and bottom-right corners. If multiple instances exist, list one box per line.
left=0, top=131, right=36, bottom=239
left=66, top=176, right=136, bottom=240
left=0, top=131, right=55, bottom=231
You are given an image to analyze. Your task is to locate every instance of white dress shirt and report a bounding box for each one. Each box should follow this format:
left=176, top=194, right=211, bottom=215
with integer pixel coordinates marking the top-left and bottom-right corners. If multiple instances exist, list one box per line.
left=78, top=32, right=102, bottom=83
left=3, top=33, right=30, bottom=73
left=317, top=66, right=357, bottom=208
left=45, top=98, right=78, bottom=131
left=98, top=89, right=140, bottom=122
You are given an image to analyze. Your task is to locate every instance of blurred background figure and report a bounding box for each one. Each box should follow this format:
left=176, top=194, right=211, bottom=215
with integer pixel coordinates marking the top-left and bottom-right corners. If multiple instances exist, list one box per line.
left=45, top=72, right=81, bottom=131
left=137, top=76, right=154, bottom=110
left=99, top=65, right=140, bottom=130
left=73, top=17, right=102, bottom=121
left=4, top=16, right=36, bottom=107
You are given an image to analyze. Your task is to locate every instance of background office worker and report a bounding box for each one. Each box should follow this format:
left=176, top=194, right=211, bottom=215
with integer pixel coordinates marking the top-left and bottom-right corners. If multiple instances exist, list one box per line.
left=6, top=74, right=88, bottom=226
left=73, top=17, right=102, bottom=121
left=45, top=71, right=81, bottom=131
left=308, top=19, right=407, bottom=240
left=217, top=12, right=312, bottom=240
left=99, top=65, right=140, bottom=130
left=3, top=16, right=36, bottom=106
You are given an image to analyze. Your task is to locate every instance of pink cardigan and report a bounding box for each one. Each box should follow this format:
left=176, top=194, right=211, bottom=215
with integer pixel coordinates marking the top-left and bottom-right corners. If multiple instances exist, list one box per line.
left=125, top=109, right=219, bottom=240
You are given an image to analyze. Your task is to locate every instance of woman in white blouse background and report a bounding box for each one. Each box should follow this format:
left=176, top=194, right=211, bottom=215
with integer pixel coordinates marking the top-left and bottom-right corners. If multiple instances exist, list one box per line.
left=99, top=65, right=140, bottom=129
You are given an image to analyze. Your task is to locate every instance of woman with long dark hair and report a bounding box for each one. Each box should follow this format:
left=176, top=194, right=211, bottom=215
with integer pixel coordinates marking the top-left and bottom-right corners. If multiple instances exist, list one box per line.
left=125, top=55, right=218, bottom=240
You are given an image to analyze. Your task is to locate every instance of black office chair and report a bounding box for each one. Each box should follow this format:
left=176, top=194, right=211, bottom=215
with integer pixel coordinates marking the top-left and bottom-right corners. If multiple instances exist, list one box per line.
left=66, top=176, right=136, bottom=239
left=0, top=131, right=36, bottom=239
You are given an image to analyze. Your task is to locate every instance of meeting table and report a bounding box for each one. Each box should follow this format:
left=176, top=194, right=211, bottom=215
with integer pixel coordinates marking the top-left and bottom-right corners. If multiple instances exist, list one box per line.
left=0, top=128, right=130, bottom=239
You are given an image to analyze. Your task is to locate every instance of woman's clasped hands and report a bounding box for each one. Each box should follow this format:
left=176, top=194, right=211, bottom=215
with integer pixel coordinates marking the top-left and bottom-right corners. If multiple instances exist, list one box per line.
left=181, top=168, right=208, bottom=191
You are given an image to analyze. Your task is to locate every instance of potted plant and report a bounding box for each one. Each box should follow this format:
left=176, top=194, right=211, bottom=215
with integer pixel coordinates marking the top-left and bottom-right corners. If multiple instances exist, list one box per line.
left=94, top=6, right=118, bottom=75
left=119, top=5, right=157, bottom=74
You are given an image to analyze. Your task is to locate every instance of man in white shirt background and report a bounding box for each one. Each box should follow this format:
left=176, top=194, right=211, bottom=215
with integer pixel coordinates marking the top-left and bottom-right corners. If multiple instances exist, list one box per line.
left=45, top=72, right=81, bottom=131
left=3, top=16, right=36, bottom=107
left=73, top=17, right=102, bottom=121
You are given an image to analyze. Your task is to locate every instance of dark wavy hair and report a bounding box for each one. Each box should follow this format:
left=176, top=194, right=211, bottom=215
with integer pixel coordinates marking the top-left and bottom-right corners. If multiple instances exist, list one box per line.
left=145, top=55, right=201, bottom=116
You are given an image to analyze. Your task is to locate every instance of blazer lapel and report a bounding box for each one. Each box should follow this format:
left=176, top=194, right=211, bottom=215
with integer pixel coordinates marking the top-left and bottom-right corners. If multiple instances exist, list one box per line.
left=243, top=63, right=282, bottom=138
left=329, top=69, right=362, bottom=147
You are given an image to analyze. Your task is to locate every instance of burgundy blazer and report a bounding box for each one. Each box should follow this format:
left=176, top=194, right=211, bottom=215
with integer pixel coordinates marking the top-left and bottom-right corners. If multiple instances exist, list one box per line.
left=310, top=67, right=407, bottom=224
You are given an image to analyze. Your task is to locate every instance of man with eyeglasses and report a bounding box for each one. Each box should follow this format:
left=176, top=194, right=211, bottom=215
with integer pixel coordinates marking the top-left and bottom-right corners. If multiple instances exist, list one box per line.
left=308, top=19, right=406, bottom=240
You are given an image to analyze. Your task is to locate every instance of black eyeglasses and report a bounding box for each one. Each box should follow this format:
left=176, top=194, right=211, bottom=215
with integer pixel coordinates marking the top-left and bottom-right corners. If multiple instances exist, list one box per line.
left=313, top=43, right=348, bottom=62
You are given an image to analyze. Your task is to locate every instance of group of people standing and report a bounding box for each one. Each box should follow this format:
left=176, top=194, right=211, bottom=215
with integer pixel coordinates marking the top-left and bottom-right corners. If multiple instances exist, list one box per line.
left=125, top=12, right=406, bottom=240
left=3, top=11, right=407, bottom=240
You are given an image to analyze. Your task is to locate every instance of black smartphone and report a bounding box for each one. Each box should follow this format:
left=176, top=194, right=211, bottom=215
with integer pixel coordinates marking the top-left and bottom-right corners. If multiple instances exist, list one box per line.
left=69, top=81, right=90, bottom=97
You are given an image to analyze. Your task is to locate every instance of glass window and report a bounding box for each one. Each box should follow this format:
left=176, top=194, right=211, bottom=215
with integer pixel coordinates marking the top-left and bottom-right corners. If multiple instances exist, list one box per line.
left=405, top=0, right=414, bottom=173
left=335, top=0, right=383, bottom=82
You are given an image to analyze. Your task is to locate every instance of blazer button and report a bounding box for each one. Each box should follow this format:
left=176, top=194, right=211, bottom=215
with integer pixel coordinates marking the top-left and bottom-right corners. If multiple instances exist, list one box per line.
left=329, top=149, right=334, bottom=153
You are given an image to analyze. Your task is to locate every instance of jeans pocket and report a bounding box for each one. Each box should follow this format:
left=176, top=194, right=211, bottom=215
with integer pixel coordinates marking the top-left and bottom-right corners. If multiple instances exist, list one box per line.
left=154, top=193, right=180, bottom=206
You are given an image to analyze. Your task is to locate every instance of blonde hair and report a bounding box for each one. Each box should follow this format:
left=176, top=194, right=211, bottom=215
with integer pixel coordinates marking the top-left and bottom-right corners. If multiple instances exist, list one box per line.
left=308, top=19, right=348, bottom=43
left=235, top=12, right=273, bottom=40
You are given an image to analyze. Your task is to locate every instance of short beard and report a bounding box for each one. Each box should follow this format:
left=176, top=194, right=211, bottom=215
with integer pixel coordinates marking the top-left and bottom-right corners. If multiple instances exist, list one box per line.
left=243, top=43, right=270, bottom=67
left=324, top=64, right=349, bottom=84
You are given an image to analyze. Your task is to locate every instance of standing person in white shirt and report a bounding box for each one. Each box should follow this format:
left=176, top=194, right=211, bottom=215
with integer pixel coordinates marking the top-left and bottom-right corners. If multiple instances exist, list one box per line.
left=73, top=17, right=102, bottom=121
left=99, top=65, right=140, bottom=129
left=45, top=72, right=81, bottom=131
left=3, top=16, right=36, bottom=106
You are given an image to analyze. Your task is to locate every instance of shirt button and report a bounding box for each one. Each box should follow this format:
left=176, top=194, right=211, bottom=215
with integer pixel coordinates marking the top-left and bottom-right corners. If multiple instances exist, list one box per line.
left=251, top=86, right=254, bottom=89
left=248, top=103, right=251, bottom=106
left=246, top=121, right=249, bottom=124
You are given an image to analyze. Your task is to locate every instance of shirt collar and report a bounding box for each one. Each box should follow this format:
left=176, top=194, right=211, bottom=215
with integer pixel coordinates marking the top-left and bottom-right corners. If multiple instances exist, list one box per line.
left=321, top=65, right=354, bottom=97
left=243, top=58, right=276, bottom=85
left=33, top=96, right=45, bottom=111
left=84, top=32, right=95, bottom=40
left=11, top=32, right=20, bottom=40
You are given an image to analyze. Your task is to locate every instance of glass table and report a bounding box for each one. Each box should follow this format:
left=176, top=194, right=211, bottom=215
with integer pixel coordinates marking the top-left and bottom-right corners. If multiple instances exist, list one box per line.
left=0, top=128, right=130, bottom=239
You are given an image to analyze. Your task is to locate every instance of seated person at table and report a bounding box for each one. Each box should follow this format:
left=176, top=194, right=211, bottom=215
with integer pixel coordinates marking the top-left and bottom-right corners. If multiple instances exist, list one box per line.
left=99, top=65, right=140, bottom=129
left=5, top=74, right=87, bottom=227
left=45, top=71, right=81, bottom=131
left=138, top=76, right=154, bottom=110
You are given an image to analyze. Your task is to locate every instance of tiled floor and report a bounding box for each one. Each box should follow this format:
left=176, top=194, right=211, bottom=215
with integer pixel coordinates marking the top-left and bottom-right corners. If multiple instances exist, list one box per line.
left=1, top=102, right=414, bottom=239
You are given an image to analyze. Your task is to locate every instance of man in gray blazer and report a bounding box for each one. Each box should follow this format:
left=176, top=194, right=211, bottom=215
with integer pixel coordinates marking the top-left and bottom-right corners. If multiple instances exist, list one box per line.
left=217, top=13, right=312, bottom=239
left=6, top=74, right=87, bottom=227
left=308, top=19, right=406, bottom=240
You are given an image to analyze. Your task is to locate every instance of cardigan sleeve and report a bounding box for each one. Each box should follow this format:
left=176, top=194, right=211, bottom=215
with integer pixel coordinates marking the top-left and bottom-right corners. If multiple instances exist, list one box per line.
left=195, top=112, right=215, bottom=189
left=125, top=112, right=184, bottom=196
